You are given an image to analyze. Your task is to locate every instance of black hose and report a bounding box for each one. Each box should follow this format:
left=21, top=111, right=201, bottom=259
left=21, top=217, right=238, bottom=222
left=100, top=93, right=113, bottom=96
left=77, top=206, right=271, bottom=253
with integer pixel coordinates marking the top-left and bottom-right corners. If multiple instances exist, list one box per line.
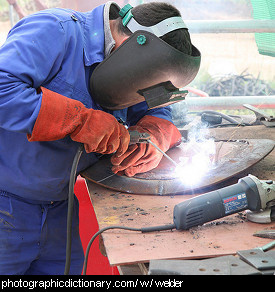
left=64, top=143, right=84, bottom=275
left=83, top=225, right=142, bottom=275
left=198, top=110, right=250, bottom=126
left=82, top=223, right=176, bottom=275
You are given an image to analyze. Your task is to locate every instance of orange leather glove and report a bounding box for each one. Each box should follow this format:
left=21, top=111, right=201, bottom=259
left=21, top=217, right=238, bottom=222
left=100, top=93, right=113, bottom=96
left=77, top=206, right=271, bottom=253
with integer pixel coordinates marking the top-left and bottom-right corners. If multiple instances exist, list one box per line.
left=27, top=87, right=130, bottom=155
left=111, top=115, right=182, bottom=177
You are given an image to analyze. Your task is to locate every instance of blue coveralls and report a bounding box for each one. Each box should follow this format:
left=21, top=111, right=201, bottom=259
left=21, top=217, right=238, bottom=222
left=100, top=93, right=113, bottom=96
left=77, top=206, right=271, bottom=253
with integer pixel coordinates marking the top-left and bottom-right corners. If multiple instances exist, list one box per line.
left=0, top=4, right=173, bottom=274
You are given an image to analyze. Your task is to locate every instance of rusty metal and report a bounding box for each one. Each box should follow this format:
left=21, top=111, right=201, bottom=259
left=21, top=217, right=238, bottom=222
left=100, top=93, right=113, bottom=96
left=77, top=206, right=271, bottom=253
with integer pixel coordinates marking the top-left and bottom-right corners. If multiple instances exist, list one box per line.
left=81, top=139, right=275, bottom=195
left=149, top=255, right=261, bottom=275
left=237, top=247, right=275, bottom=271
left=254, top=229, right=275, bottom=240
left=243, top=104, right=275, bottom=127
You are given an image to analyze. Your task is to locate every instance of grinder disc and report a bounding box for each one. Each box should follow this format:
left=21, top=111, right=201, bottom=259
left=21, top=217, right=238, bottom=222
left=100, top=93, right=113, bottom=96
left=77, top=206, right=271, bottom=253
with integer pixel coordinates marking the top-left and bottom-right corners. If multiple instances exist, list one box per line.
left=81, top=139, right=274, bottom=195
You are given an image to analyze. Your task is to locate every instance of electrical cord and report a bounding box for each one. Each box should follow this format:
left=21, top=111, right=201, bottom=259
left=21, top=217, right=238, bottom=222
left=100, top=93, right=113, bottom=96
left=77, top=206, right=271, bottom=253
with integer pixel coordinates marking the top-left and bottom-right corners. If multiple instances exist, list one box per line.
left=82, top=226, right=142, bottom=275
left=199, top=110, right=247, bottom=126
left=65, top=143, right=176, bottom=275
left=82, top=223, right=176, bottom=275
left=189, top=110, right=252, bottom=127
left=64, top=143, right=84, bottom=275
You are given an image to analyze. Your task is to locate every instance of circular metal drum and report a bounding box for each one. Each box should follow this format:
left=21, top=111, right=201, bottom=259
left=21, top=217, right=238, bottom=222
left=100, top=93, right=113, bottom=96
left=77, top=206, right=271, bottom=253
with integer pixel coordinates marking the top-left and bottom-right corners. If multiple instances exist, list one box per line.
left=81, top=139, right=274, bottom=195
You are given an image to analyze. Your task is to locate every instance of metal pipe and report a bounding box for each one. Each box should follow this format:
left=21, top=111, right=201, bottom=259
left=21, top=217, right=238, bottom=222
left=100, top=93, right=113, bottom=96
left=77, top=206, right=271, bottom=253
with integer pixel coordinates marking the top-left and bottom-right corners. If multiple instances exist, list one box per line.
left=185, top=95, right=275, bottom=110
left=9, top=5, right=14, bottom=28
left=186, top=19, right=275, bottom=34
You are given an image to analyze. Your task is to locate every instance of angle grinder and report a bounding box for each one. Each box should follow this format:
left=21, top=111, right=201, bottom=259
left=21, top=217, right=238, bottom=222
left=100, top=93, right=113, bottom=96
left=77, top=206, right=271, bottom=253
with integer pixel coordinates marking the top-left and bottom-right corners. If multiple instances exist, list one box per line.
left=173, top=175, right=275, bottom=230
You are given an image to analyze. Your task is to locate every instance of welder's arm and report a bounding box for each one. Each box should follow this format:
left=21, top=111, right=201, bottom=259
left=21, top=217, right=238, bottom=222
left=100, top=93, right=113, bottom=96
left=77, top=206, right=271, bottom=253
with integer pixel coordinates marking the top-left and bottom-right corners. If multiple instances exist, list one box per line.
left=27, top=87, right=130, bottom=155
left=0, top=14, right=130, bottom=155
left=111, top=115, right=182, bottom=177
left=0, top=14, right=66, bottom=134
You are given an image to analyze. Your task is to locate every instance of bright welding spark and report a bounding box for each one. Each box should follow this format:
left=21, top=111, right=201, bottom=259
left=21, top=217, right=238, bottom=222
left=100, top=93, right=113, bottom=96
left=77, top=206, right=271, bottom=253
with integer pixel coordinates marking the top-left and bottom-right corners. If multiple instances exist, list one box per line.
left=175, top=139, right=216, bottom=187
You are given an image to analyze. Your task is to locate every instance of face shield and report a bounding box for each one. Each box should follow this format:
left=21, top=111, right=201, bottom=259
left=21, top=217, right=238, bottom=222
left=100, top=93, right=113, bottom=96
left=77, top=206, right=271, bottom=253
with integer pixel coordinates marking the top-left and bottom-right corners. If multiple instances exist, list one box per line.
left=90, top=4, right=201, bottom=110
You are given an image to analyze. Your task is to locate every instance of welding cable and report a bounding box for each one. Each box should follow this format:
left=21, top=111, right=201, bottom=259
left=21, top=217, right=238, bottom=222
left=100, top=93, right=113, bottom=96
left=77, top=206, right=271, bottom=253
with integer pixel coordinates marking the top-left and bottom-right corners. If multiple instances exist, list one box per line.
left=187, top=110, right=251, bottom=127
left=198, top=110, right=250, bottom=126
left=83, top=223, right=176, bottom=275
left=64, top=143, right=84, bottom=275
left=65, top=144, right=176, bottom=275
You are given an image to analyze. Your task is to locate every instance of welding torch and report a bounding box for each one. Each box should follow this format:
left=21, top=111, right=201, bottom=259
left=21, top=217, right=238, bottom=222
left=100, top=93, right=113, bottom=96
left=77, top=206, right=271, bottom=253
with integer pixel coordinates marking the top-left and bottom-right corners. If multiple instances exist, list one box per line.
left=128, top=129, right=179, bottom=168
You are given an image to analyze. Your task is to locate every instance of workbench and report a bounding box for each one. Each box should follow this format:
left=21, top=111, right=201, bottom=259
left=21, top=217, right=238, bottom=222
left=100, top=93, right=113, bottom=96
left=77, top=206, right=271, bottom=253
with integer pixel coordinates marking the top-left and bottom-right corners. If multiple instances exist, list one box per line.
left=84, top=125, right=275, bottom=275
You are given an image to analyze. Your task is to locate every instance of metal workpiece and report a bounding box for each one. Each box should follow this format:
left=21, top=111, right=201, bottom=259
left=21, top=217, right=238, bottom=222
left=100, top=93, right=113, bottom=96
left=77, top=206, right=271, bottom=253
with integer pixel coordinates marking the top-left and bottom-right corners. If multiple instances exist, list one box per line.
left=149, top=255, right=261, bottom=275
left=237, top=248, right=275, bottom=272
left=258, top=241, right=275, bottom=252
left=237, top=235, right=275, bottom=273
left=254, top=229, right=275, bottom=240
left=81, top=139, right=275, bottom=196
left=149, top=238, right=275, bottom=275
left=243, top=104, right=275, bottom=127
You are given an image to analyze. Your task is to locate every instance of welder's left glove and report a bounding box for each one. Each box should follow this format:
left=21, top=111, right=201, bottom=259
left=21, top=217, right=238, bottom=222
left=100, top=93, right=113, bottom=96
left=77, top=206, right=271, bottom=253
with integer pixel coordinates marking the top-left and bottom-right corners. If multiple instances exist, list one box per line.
left=111, top=115, right=182, bottom=177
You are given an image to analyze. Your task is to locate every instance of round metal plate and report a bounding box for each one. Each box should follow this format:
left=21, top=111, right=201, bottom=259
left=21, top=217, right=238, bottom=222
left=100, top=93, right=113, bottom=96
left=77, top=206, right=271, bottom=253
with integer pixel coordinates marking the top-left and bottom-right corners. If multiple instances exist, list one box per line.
left=81, top=139, right=274, bottom=195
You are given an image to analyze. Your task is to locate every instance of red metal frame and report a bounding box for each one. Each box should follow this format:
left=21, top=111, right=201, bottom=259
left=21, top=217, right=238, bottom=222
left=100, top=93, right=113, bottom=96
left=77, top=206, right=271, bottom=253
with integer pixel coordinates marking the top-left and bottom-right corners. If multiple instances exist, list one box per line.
left=75, top=176, right=119, bottom=275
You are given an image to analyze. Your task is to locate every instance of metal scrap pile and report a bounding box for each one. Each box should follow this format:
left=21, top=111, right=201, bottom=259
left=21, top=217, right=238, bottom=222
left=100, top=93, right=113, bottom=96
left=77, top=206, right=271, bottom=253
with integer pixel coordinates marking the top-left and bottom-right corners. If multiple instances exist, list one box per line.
left=200, top=71, right=275, bottom=96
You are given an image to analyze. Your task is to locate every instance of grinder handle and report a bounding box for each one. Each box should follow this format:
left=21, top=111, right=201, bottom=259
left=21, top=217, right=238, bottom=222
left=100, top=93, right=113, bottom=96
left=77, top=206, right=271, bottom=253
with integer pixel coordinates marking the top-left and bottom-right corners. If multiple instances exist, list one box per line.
left=173, top=176, right=262, bottom=230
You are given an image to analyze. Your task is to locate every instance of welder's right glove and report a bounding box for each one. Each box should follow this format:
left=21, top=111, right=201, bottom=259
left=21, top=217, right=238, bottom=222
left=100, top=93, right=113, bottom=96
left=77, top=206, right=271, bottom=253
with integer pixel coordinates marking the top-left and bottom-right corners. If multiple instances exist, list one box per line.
left=27, top=87, right=130, bottom=155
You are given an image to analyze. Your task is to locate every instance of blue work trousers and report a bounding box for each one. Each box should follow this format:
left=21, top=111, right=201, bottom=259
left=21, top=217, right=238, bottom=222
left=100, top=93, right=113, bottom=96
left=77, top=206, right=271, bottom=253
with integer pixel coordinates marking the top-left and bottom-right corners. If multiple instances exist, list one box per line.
left=0, top=191, right=84, bottom=275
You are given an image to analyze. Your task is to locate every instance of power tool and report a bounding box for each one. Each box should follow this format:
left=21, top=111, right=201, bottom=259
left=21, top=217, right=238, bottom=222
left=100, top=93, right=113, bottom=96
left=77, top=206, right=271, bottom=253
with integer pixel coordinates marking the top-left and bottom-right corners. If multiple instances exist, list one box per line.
left=173, top=175, right=275, bottom=230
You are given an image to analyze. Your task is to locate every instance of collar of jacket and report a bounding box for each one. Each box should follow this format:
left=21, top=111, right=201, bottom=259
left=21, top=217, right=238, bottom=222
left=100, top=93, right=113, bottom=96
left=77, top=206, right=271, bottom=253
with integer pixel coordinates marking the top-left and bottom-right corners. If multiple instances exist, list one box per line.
left=104, top=1, right=120, bottom=57
left=83, top=2, right=120, bottom=66
left=83, top=4, right=105, bottom=66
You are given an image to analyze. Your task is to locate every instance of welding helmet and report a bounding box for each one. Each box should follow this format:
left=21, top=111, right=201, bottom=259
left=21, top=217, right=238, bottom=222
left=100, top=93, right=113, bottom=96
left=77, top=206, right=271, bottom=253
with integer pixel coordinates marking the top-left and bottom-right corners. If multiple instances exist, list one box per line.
left=90, top=4, right=201, bottom=110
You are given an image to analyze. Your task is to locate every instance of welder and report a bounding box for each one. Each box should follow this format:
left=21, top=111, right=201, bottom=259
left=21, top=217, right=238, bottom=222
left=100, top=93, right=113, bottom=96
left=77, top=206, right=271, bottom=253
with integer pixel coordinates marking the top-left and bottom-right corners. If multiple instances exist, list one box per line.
left=0, top=2, right=200, bottom=274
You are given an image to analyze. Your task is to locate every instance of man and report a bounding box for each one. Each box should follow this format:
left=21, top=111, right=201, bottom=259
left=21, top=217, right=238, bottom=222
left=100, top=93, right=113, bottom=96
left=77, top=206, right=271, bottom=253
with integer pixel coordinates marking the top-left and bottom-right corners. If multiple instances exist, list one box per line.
left=0, top=1, right=200, bottom=274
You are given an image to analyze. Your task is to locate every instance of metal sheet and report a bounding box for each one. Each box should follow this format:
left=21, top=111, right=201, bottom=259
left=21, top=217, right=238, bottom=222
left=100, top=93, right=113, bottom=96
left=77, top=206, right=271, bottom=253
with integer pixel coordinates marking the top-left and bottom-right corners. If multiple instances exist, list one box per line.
left=81, top=139, right=275, bottom=195
left=149, top=255, right=261, bottom=275
left=237, top=249, right=275, bottom=271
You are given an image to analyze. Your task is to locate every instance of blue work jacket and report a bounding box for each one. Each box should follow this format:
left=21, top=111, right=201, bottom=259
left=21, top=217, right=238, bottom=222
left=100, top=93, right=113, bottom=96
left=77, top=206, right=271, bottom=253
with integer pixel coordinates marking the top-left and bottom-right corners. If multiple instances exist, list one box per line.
left=0, top=5, right=173, bottom=202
